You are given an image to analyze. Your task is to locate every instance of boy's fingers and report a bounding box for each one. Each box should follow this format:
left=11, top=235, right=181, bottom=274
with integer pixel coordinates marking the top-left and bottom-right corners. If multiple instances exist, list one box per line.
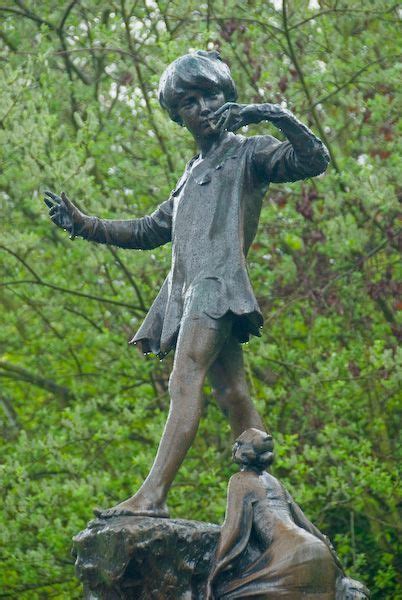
left=49, top=205, right=58, bottom=215
left=44, top=190, right=61, bottom=203
left=60, top=191, right=74, bottom=212
left=44, top=198, right=54, bottom=209
left=216, top=116, right=233, bottom=133
left=214, top=102, right=235, bottom=117
left=215, top=114, right=226, bottom=130
left=221, top=106, right=236, bottom=130
left=214, top=106, right=227, bottom=117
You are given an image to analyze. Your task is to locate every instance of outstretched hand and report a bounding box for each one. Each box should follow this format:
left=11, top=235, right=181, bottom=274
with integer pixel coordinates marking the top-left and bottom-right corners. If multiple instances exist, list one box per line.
left=214, top=102, right=290, bottom=133
left=44, top=191, right=82, bottom=239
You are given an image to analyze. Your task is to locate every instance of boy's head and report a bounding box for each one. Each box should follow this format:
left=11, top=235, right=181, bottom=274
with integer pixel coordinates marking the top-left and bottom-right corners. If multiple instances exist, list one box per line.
left=158, top=50, right=237, bottom=125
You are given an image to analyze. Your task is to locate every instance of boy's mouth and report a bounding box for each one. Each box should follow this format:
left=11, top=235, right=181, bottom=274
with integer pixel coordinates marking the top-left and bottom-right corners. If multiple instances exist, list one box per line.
left=202, top=115, right=220, bottom=131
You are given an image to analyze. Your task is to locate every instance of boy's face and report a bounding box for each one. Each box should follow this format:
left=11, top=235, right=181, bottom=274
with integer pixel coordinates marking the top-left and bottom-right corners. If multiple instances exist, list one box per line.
left=176, top=88, right=226, bottom=140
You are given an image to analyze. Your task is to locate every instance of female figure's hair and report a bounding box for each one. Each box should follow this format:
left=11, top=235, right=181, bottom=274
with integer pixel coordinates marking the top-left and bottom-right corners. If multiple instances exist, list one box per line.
left=233, top=428, right=274, bottom=469
left=158, top=50, right=237, bottom=124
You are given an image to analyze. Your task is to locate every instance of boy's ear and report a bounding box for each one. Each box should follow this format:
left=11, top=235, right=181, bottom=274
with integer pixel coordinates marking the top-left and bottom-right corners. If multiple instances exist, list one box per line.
left=172, top=114, right=184, bottom=127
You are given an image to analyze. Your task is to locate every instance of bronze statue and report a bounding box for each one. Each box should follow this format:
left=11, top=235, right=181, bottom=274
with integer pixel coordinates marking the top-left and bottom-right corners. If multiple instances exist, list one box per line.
left=207, top=428, right=370, bottom=600
left=44, top=51, right=330, bottom=519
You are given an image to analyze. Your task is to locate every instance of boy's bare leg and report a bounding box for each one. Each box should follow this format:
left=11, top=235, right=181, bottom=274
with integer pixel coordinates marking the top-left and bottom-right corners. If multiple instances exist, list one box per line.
left=208, top=336, right=265, bottom=439
left=95, top=314, right=232, bottom=518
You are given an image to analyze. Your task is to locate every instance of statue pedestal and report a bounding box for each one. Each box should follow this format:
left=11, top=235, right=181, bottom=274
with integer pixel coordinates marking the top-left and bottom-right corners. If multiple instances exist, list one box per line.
left=72, top=516, right=219, bottom=599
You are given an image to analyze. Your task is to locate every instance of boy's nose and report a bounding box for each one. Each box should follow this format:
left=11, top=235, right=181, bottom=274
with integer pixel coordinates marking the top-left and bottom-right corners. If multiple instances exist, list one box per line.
left=199, top=98, right=211, bottom=115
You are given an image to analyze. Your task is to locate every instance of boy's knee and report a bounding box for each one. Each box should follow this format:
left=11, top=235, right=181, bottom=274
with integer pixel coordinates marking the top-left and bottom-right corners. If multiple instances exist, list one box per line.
left=168, top=369, right=182, bottom=399
left=168, top=368, right=202, bottom=400
left=215, top=383, right=250, bottom=408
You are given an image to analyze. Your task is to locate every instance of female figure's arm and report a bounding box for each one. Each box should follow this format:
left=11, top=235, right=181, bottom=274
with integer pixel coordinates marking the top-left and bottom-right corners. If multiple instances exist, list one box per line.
left=207, top=474, right=254, bottom=598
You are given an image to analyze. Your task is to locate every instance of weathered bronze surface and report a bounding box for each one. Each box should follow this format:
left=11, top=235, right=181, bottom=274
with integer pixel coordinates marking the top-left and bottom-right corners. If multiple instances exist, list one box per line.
left=73, top=516, right=219, bottom=599
left=72, top=431, right=370, bottom=599
left=45, top=51, right=330, bottom=518
left=207, top=429, right=370, bottom=600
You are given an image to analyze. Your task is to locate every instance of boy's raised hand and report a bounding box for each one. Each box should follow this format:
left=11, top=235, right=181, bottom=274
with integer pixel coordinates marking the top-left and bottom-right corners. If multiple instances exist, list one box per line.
left=214, top=102, right=291, bottom=132
left=44, top=191, right=86, bottom=239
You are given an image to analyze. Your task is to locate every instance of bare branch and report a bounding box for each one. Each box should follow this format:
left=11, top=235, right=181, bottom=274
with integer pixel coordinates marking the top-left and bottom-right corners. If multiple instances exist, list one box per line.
left=0, top=279, right=146, bottom=312
left=305, top=54, right=400, bottom=113
left=289, top=5, right=401, bottom=31
left=58, top=0, right=79, bottom=31
left=0, top=360, right=74, bottom=402
left=107, top=246, right=147, bottom=312
left=0, top=394, right=20, bottom=430
left=281, top=0, right=339, bottom=172
left=64, top=305, right=104, bottom=332
left=0, top=245, right=146, bottom=313
left=120, top=0, right=175, bottom=180
left=0, top=5, right=53, bottom=28
left=0, top=244, right=42, bottom=282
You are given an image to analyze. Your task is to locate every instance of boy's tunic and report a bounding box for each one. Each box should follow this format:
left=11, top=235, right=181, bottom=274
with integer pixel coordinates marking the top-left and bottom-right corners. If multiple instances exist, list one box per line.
left=82, top=124, right=329, bottom=356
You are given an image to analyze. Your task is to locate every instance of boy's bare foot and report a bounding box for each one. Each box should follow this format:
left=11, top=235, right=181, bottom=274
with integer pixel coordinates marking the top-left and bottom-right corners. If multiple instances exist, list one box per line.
left=94, top=494, right=169, bottom=519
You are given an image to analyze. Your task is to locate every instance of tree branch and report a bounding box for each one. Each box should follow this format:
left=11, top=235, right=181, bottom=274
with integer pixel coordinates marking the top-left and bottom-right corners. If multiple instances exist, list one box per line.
left=0, top=244, right=146, bottom=312
left=0, top=360, right=74, bottom=402
left=120, top=0, right=175, bottom=179
left=0, top=279, right=146, bottom=312
left=281, top=0, right=339, bottom=172
left=58, top=0, right=79, bottom=31
left=0, top=5, right=52, bottom=28
left=0, top=244, right=42, bottom=282
left=107, top=246, right=147, bottom=312
left=305, top=54, right=399, bottom=113
left=0, top=394, right=20, bottom=430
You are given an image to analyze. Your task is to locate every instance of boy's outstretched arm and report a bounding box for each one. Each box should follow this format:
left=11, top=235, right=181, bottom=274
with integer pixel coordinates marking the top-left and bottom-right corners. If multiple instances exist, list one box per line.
left=214, top=102, right=330, bottom=183
left=44, top=191, right=172, bottom=250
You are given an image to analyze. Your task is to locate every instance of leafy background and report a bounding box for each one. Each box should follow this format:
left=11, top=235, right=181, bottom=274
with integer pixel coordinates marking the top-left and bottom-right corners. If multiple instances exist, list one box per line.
left=0, top=0, right=401, bottom=598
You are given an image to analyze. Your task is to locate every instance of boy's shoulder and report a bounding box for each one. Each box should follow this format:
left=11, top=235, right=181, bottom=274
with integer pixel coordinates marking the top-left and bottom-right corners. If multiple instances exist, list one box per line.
left=248, top=133, right=282, bottom=148
left=230, top=132, right=282, bottom=158
left=171, top=132, right=281, bottom=194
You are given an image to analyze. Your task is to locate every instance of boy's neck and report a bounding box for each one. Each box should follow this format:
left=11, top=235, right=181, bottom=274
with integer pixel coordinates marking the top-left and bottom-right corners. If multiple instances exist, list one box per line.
left=197, top=130, right=228, bottom=158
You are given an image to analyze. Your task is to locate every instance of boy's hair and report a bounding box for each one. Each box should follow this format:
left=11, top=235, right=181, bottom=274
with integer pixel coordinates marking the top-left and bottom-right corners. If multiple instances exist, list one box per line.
left=158, top=50, right=237, bottom=124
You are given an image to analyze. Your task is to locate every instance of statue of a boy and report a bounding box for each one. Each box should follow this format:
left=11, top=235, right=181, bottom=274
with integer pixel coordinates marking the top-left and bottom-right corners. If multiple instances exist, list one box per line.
left=44, top=51, right=330, bottom=519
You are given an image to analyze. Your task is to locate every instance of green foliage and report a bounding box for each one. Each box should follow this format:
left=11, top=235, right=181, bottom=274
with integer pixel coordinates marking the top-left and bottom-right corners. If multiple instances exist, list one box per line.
left=0, top=1, right=401, bottom=598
